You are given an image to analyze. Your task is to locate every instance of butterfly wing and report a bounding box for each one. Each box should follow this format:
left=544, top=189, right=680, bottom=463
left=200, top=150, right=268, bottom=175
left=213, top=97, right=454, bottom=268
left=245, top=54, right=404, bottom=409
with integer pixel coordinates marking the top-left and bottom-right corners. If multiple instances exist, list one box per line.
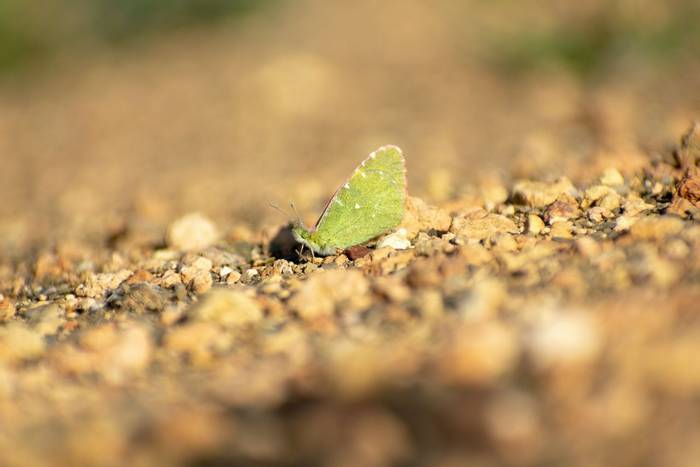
left=312, top=145, right=406, bottom=249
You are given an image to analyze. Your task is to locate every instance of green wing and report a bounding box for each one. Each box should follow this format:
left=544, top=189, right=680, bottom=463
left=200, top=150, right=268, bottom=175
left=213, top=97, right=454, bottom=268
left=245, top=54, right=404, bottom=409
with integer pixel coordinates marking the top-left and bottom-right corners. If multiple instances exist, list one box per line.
left=312, top=145, right=406, bottom=249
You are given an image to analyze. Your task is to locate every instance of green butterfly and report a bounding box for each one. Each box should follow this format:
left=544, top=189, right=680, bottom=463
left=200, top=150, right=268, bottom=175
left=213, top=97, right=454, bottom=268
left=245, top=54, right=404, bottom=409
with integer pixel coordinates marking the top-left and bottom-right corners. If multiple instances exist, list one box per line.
left=292, top=145, right=407, bottom=256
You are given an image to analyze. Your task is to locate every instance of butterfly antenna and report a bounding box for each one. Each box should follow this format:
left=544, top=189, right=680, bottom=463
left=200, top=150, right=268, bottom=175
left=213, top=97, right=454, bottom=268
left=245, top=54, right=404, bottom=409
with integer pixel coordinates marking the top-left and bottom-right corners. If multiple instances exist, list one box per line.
left=268, top=201, right=289, bottom=220
left=290, top=203, right=303, bottom=226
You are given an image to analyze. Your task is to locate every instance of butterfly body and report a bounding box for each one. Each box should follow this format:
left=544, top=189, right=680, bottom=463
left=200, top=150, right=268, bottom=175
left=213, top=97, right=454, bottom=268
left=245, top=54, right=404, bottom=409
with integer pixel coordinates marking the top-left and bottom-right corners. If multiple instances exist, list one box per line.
left=292, top=145, right=406, bottom=256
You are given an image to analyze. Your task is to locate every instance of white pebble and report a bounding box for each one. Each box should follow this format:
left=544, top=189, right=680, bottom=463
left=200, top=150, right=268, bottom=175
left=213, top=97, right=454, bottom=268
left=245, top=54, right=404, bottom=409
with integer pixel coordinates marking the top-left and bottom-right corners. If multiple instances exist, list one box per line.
left=377, top=228, right=411, bottom=250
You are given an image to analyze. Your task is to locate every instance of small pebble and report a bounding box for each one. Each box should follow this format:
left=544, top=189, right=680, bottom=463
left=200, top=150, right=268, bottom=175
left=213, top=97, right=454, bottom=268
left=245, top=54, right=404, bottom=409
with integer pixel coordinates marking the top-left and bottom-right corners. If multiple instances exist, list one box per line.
left=191, top=289, right=262, bottom=329
left=600, top=168, right=625, bottom=187
left=526, top=214, right=545, bottom=235
left=377, top=228, right=411, bottom=250
left=166, top=213, right=219, bottom=251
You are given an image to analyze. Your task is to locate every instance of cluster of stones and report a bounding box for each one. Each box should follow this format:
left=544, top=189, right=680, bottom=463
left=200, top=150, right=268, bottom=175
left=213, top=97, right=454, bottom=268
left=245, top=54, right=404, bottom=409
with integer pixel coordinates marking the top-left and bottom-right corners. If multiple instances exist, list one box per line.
left=1, top=148, right=700, bottom=466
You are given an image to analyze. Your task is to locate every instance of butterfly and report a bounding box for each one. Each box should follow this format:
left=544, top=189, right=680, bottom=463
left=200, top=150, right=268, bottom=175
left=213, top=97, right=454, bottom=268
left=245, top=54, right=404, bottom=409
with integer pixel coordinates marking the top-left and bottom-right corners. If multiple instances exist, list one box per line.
left=292, top=145, right=407, bottom=256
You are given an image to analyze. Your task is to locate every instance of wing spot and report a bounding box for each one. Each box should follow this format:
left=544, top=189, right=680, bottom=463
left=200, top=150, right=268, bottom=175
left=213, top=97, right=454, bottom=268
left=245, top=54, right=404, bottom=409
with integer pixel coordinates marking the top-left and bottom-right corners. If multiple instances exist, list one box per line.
left=335, top=199, right=344, bottom=206
left=344, top=183, right=350, bottom=189
left=354, top=203, right=361, bottom=209
left=360, top=171, right=367, bottom=178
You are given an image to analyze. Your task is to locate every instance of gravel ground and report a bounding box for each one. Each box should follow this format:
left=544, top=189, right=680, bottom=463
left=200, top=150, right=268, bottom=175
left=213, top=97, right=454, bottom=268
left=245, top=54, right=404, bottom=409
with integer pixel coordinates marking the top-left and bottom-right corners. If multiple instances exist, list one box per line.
left=2, top=1, right=700, bottom=466
left=2, top=126, right=700, bottom=467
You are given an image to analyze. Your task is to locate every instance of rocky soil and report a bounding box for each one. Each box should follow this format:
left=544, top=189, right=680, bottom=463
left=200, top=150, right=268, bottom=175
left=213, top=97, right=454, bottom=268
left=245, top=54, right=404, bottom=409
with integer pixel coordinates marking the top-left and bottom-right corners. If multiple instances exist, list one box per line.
left=2, top=124, right=700, bottom=467
left=3, top=1, right=700, bottom=465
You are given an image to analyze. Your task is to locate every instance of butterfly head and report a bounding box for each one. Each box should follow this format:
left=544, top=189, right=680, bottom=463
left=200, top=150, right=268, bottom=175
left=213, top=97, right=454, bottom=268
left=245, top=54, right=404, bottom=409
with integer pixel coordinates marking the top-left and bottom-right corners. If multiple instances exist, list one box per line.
left=291, top=221, right=309, bottom=242
left=292, top=223, right=327, bottom=255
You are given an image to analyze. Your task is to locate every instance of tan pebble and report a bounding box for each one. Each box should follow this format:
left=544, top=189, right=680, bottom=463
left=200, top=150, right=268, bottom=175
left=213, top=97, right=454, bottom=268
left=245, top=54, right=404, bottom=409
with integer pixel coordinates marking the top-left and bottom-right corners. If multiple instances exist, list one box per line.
left=101, top=323, right=153, bottom=383
left=242, top=268, right=259, bottom=282
left=682, top=225, right=700, bottom=244
left=549, top=221, right=573, bottom=239
left=623, top=194, right=655, bottom=216
left=584, top=184, right=615, bottom=205
left=647, top=256, right=679, bottom=287
left=644, top=334, right=700, bottom=396
left=498, top=205, right=516, bottom=216
left=484, top=391, right=542, bottom=462
left=161, top=270, right=182, bottom=288
left=126, top=269, right=153, bottom=284
left=414, top=289, right=444, bottom=319
left=164, top=322, right=230, bottom=365
left=399, top=196, right=452, bottom=238
left=0, top=298, right=16, bottom=321
left=166, top=212, right=219, bottom=251
left=587, top=206, right=613, bottom=223
left=511, top=177, right=576, bottom=208
left=451, top=209, right=518, bottom=241
left=663, top=238, right=690, bottom=259
left=372, top=276, right=411, bottom=303
left=75, top=270, right=133, bottom=298
left=80, top=323, right=118, bottom=351
left=288, top=269, right=370, bottom=320
left=0, top=365, right=12, bottom=397
left=376, top=250, right=415, bottom=275
left=438, top=322, right=518, bottom=385
left=148, top=406, right=229, bottom=459
left=406, top=261, right=443, bottom=288
left=153, top=249, right=179, bottom=261
left=190, top=288, right=262, bottom=328
left=334, top=254, right=349, bottom=266
left=191, top=271, right=213, bottom=294
left=457, top=243, right=493, bottom=266
left=614, top=215, right=637, bottom=232
left=262, top=323, right=310, bottom=362
left=575, top=237, right=601, bottom=258
left=491, top=234, right=518, bottom=252
left=526, top=214, right=545, bottom=235
left=368, top=247, right=393, bottom=262
left=192, top=256, right=214, bottom=271
left=0, top=323, right=45, bottom=364
left=543, top=193, right=581, bottom=224
left=629, top=216, right=684, bottom=241
left=599, top=167, right=625, bottom=186
left=180, top=257, right=213, bottom=287
left=413, top=232, right=454, bottom=256
left=528, top=312, right=600, bottom=369
left=271, top=259, right=294, bottom=276
left=33, top=252, right=62, bottom=281
left=459, top=278, right=505, bottom=321
left=160, top=305, right=185, bottom=326
left=325, top=341, right=383, bottom=398
left=480, top=179, right=509, bottom=208
left=25, top=304, right=64, bottom=336
left=75, top=297, right=99, bottom=313
left=598, top=192, right=622, bottom=211
left=226, top=270, right=242, bottom=284
left=52, top=416, right=127, bottom=463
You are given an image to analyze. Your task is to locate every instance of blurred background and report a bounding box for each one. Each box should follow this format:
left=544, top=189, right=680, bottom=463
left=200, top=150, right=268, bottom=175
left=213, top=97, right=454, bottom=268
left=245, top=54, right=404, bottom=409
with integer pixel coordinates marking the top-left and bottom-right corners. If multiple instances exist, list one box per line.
left=1, top=0, right=700, bottom=253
